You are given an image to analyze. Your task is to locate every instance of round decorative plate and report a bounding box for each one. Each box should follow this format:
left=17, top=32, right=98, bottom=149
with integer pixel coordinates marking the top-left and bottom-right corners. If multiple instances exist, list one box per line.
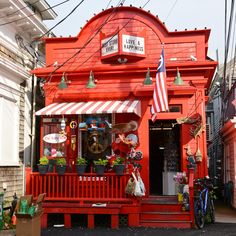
left=134, top=150, right=143, bottom=160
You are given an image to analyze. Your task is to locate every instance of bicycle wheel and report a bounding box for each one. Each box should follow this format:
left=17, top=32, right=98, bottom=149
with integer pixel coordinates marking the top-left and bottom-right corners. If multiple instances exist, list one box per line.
left=207, top=198, right=215, bottom=223
left=194, top=199, right=205, bottom=229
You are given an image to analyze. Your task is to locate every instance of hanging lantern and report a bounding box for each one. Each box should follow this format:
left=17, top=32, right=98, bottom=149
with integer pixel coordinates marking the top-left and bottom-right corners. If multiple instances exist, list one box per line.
left=61, top=117, right=66, bottom=131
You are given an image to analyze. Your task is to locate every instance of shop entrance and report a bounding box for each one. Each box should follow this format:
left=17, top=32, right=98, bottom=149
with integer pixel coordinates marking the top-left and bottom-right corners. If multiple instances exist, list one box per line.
left=149, top=120, right=180, bottom=195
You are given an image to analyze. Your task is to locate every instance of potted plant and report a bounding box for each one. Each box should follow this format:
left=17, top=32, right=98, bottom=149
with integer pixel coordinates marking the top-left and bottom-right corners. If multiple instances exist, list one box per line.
left=38, top=156, right=49, bottom=175
left=112, top=156, right=125, bottom=175
left=93, top=158, right=108, bottom=175
left=56, top=157, right=67, bottom=175
left=75, top=156, right=87, bottom=175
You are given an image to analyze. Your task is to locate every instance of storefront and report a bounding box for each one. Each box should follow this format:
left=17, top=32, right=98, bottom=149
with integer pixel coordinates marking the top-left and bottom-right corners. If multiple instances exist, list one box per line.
left=29, top=6, right=217, bottom=228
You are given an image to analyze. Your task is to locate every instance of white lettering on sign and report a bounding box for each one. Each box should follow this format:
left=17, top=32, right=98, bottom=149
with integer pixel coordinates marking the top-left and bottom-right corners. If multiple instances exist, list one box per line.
left=43, top=133, right=67, bottom=144
left=101, top=34, right=118, bottom=57
left=122, top=34, right=145, bottom=55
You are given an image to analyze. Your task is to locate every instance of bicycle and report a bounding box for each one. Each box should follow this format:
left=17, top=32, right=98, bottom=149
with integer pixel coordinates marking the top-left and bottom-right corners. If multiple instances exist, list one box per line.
left=194, top=177, right=215, bottom=229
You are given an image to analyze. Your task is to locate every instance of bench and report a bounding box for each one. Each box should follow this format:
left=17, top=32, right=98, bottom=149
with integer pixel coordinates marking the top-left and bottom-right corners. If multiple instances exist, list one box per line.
left=42, top=202, right=121, bottom=229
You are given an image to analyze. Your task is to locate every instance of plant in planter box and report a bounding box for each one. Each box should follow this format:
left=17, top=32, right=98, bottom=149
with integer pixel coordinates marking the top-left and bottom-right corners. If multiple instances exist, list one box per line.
left=56, top=157, right=67, bottom=175
left=75, top=156, right=87, bottom=175
left=93, top=158, right=108, bottom=175
left=38, top=156, right=49, bottom=175
left=112, top=156, right=125, bottom=175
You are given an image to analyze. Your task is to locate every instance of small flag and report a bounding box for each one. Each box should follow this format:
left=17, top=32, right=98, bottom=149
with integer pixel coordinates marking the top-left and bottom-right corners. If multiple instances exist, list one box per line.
left=151, top=49, right=169, bottom=122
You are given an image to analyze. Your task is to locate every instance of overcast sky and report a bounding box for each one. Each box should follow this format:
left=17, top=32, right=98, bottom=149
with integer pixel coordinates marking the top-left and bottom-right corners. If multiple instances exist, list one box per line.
left=45, top=0, right=225, bottom=63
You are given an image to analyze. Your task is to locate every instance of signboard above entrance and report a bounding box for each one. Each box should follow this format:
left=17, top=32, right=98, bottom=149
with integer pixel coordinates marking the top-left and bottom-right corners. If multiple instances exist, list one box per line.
left=101, top=34, right=118, bottom=57
left=122, top=34, right=145, bottom=55
left=100, top=30, right=146, bottom=61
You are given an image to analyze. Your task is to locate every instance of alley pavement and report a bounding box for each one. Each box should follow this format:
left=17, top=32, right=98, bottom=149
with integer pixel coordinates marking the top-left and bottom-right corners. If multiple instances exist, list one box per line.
left=1, top=201, right=236, bottom=236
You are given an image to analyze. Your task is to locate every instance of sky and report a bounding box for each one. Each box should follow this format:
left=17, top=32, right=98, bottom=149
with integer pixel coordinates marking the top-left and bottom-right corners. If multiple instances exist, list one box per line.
left=45, top=0, right=225, bottom=64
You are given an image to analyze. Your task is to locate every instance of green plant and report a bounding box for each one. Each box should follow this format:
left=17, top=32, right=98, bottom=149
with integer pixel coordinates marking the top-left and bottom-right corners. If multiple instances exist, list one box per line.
left=56, top=157, right=66, bottom=166
left=94, top=158, right=108, bottom=166
left=39, top=156, right=49, bottom=165
left=76, top=156, right=87, bottom=165
left=112, top=156, right=125, bottom=165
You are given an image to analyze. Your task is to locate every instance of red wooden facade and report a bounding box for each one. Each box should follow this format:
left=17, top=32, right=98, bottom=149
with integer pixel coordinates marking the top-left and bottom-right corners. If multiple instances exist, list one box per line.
left=30, top=6, right=217, bottom=228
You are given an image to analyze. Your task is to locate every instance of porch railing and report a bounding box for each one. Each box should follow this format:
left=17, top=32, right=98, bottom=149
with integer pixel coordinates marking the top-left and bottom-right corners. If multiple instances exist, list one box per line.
left=188, top=168, right=195, bottom=227
left=26, top=170, right=132, bottom=203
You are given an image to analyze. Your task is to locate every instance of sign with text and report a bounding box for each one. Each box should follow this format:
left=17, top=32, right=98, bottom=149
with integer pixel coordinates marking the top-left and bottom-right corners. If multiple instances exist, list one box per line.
left=122, top=34, right=145, bottom=55
left=43, top=133, right=67, bottom=144
left=101, top=34, right=118, bottom=57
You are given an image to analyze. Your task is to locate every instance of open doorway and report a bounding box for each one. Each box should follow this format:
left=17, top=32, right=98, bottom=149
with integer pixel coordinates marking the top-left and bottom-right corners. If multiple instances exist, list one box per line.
left=149, top=120, right=180, bottom=195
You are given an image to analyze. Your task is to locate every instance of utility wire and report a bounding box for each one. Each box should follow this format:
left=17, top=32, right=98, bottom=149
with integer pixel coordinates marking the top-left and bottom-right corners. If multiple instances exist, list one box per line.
left=31, top=0, right=86, bottom=43
left=0, top=0, right=41, bottom=19
left=222, top=0, right=235, bottom=99
left=164, top=0, right=178, bottom=23
left=50, top=0, right=151, bottom=77
left=72, top=0, right=151, bottom=71
left=0, top=0, right=71, bottom=26
left=45, top=0, right=126, bottom=82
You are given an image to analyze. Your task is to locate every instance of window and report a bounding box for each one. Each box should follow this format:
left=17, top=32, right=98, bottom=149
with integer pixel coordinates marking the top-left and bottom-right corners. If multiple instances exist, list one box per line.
left=81, top=114, right=112, bottom=161
left=0, top=97, right=19, bottom=166
left=169, top=105, right=181, bottom=113
left=42, top=118, right=67, bottom=158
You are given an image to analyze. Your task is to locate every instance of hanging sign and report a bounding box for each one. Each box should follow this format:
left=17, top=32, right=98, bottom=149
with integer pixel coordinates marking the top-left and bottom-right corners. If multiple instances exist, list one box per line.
left=101, top=34, right=119, bottom=57
left=43, top=133, right=67, bottom=144
left=122, top=34, right=145, bottom=55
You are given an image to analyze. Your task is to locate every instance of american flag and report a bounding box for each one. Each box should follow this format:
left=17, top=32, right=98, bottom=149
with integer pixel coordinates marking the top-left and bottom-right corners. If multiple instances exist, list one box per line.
left=151, top=49, right=169, bottom=122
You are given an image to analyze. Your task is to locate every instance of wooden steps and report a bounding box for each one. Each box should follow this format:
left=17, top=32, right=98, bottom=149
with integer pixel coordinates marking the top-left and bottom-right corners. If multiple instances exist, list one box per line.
left=140, top=196, right=192, bottom=228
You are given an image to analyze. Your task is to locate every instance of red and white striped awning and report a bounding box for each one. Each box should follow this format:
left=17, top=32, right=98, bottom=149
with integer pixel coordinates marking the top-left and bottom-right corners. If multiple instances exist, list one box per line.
left=35, top=100, right=141, bottom=117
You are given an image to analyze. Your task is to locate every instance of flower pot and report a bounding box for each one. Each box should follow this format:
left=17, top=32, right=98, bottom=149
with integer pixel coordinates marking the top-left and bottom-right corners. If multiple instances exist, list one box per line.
left=56, top=165, right=66, bottom=175
left=94, top=164, right=106, bottom=175
left=113, top=164, right=125, bottom=175
left=76, top=164, right=87, bottom=175
left=38, top=164, right=48, bottom=175
left=48, top=159, right=56, bottom=173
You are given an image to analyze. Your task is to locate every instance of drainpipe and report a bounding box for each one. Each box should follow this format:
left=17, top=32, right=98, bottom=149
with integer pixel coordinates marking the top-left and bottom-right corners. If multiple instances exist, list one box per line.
left=30, top=43, right=38, bottom=169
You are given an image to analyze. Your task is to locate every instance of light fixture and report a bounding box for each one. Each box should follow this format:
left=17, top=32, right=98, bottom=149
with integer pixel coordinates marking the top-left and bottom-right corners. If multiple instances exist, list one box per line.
left=58, top=72, right=68, bottom=89
left=86, top=70, right=96, bottom=88
left=60, top=116, right=66, bottom=131
left=173, top=68, right=184, bottom=85
left=143, top=68, right=152, bottom=85
left=117, top=57, right=128, bottom=64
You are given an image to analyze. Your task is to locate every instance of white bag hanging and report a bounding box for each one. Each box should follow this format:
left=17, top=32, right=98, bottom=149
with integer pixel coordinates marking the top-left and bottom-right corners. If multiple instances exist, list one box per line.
left=137, top=171, right=145, bottom=196
left=132, top=172, right=145, bottom=197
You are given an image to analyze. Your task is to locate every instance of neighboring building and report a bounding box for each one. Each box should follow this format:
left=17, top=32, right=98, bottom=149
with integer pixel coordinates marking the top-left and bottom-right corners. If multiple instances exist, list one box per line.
left=30, top=6, right=217, bottom=228
left=0, top=0, right=56, bottom=202
left=207, top=58, right=236, bottom=206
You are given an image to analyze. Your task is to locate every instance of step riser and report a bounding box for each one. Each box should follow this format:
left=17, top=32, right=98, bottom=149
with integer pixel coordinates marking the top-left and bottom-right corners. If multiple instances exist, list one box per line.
left=140, top=222, right=191, bottom=228
left=141, top=204, right=182, bottom=212
left=141, top=213, right=190, bottom=221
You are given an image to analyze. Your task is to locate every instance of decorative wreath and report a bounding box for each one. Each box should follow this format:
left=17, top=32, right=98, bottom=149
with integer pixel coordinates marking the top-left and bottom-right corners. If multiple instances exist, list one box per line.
left=87, top=131, right=108, bottom=154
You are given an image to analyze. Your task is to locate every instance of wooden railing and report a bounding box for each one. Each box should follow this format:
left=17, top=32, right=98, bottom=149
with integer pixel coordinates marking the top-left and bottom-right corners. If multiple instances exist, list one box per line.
left=188, top=168, right=195, bottom=227
left=26, top=171, right=132, bottom=203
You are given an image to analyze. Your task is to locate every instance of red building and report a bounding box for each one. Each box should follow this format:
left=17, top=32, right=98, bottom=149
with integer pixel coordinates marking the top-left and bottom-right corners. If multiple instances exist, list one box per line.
left=29, top=6, right=217, bottom=228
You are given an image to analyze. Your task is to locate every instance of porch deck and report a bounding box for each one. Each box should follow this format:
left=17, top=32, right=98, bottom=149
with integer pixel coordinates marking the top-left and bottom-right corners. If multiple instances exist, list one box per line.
left=25, top=168, right=195, bottom=229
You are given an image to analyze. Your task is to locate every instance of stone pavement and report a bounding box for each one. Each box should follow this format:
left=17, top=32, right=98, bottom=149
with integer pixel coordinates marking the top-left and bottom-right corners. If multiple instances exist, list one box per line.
left=215, top=200, right=236, bottom=223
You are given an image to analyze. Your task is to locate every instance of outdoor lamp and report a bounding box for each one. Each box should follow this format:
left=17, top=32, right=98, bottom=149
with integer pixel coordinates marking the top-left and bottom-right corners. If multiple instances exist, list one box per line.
left=86, top=70, right=96, bottom=88
left=61, top=117, right=66, bottom=131
left=58, top=72, right=68, bottom=89
left=143, top=68, right=152, bottom=85
left=173, top=68, right=184, bottom=85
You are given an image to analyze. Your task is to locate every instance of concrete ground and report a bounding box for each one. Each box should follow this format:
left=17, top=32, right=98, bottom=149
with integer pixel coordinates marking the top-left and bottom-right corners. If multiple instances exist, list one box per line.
left=1, top=200, right=236, bottom=236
